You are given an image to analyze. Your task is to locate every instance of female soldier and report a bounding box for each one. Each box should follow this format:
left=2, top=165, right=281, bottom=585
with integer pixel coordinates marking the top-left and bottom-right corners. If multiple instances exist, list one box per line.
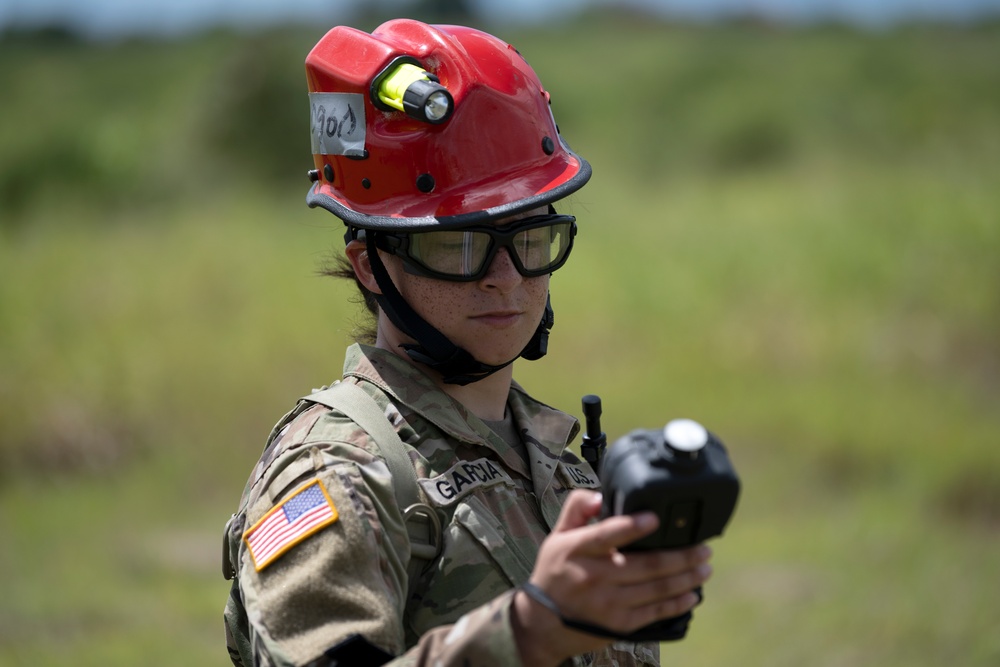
left=223, top=19, right=713, bottom=667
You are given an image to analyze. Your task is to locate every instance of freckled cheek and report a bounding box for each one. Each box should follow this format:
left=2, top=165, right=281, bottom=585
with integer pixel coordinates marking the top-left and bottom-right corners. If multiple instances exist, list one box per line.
left=523, top=277, right=550, bottom=318
left=399, top=279, right=467, bottom=329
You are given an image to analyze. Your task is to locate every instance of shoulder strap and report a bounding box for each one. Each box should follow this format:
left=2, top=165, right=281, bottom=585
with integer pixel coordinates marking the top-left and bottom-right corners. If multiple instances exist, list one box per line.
left=303, top=381, right=442, bottom=596
left=308, top=382, right=420, bottom=508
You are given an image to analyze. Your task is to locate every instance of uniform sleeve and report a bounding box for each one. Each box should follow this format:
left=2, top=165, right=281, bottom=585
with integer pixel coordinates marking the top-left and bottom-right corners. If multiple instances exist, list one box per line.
left=386, top=590, right=523, bottom=666
left=235, top=439, right=527, bottom=667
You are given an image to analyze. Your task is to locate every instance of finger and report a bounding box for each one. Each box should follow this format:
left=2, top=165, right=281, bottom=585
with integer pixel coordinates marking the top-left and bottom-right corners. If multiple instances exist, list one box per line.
left=551, top=490, right=604, bottom=533
left=562, top=511, right=660, bottom=555
left=631, top=591, right=702, bottom=629
left=588, top=586, right=703, bottom=637
left=609, top=544, right=713, bottom=585
left=617, top=562, right=713, bottom=608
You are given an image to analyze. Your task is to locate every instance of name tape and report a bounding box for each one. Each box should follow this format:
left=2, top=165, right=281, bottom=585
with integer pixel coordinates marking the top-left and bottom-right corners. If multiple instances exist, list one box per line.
left=419, top=458, right=514, bottom=506
left=559, top=461, right=600, bottom=489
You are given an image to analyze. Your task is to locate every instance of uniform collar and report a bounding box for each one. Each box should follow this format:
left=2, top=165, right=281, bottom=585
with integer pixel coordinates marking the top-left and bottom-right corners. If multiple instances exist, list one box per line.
left=507, top=382, right=580, bottom=503
left=342, top=344, right=579, bottom=481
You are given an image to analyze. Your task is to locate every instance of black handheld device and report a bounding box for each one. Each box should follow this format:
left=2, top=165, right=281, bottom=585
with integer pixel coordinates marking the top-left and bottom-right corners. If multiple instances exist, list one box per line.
left=584, top=395, right=741, bottom=642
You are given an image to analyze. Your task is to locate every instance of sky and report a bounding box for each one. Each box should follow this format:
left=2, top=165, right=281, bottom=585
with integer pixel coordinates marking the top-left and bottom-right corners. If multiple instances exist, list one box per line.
left=2, top=0, right=999, bottom=39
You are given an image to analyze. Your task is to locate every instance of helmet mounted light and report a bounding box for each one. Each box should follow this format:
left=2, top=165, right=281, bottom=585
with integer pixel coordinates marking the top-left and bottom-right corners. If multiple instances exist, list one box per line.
left=372, top=58, right=454, bottom=124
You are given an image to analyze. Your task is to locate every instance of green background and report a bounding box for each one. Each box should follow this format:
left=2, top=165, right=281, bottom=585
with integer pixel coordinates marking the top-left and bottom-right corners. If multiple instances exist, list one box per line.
left=1, top=12, right=998, bottom=666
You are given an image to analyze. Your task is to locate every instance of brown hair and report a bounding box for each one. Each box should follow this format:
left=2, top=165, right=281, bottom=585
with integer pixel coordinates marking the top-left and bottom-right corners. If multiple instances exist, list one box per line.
left=321, top=253, right=379, bottom=344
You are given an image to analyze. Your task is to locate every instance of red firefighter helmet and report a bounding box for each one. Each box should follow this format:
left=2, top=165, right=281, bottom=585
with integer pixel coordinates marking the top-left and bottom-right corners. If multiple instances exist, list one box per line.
left=304, top=19, right=591, bottom=230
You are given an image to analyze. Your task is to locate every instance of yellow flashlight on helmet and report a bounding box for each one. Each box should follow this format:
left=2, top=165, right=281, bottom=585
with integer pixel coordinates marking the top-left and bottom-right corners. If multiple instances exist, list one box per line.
left=372, top=58, right=454, bottom=124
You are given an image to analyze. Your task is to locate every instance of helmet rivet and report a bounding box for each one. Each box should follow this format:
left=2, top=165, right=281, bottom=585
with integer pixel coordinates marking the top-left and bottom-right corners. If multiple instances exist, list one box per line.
left=416, top=173, right=435, bottom=193
left=362, top=178, right=371, bottom=190
left=323, top=164, right=335, bottom=182
left=308, top=169, right=320, bottom=182
left=542, top=136, right=555, bottom=155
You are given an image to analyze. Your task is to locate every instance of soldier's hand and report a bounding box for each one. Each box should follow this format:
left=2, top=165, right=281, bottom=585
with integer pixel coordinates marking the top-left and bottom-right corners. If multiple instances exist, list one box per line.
left=511, top=490, right=713, bottom=666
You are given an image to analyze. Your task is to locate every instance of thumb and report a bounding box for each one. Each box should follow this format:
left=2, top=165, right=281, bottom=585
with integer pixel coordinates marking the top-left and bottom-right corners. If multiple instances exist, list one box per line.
left=552, top=490, right=603, bottom=533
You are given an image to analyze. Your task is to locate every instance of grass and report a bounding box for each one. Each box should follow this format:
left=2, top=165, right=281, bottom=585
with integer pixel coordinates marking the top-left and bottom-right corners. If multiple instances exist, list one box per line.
left=1, top=14, right=999, bottom=666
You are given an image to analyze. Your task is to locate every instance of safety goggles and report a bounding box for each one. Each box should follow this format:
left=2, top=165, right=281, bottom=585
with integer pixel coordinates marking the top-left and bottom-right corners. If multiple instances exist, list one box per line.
left=372, top=213, right=577, bottom=282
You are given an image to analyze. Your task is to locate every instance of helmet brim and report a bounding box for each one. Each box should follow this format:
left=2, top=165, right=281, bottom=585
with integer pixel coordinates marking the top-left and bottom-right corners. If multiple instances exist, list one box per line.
left=308, top=150, right=591, bottom=232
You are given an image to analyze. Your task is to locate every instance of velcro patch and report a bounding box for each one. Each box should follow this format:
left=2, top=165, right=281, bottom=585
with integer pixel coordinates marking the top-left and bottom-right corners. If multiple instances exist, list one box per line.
left=243, top=479, right=338, bottom=572
left=418, top=458, right=514, bottom=506
left=559, top=461, right=601, bottom=490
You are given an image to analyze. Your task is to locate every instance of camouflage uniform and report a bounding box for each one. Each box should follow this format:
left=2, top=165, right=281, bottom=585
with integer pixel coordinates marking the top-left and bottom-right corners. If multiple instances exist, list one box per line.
left=225, top=343, right=659, bottom=666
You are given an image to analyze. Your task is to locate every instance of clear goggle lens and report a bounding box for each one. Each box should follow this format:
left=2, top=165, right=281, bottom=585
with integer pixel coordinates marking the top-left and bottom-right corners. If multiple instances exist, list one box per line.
left=378, top=214, right=577, bottom=281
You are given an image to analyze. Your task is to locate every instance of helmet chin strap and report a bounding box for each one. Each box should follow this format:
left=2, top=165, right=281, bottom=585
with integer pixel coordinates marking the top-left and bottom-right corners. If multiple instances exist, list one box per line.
left=365, top=233, right=552, bottom=386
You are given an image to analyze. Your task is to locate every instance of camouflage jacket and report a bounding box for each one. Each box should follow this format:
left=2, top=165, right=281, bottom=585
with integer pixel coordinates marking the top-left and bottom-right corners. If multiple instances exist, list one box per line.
left=224, top=343, right=659, bottom=666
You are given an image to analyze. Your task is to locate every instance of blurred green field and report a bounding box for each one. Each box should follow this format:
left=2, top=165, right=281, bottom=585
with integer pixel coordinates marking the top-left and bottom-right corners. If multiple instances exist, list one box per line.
left=1, top=14, right=998, bottom=666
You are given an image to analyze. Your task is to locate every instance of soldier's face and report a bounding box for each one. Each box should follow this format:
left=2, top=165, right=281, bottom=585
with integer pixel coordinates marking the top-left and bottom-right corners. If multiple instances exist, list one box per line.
left=381, top=207, right=552, bottom=367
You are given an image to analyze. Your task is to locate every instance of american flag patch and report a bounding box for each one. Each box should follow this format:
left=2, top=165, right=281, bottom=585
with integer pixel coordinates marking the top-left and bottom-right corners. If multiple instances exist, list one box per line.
left=243, top=479, right=338, bottom=572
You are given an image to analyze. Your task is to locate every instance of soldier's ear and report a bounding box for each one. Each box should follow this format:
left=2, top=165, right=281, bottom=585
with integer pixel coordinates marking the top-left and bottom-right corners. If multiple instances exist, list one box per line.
left=345, top=240, right=382, bottom=295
